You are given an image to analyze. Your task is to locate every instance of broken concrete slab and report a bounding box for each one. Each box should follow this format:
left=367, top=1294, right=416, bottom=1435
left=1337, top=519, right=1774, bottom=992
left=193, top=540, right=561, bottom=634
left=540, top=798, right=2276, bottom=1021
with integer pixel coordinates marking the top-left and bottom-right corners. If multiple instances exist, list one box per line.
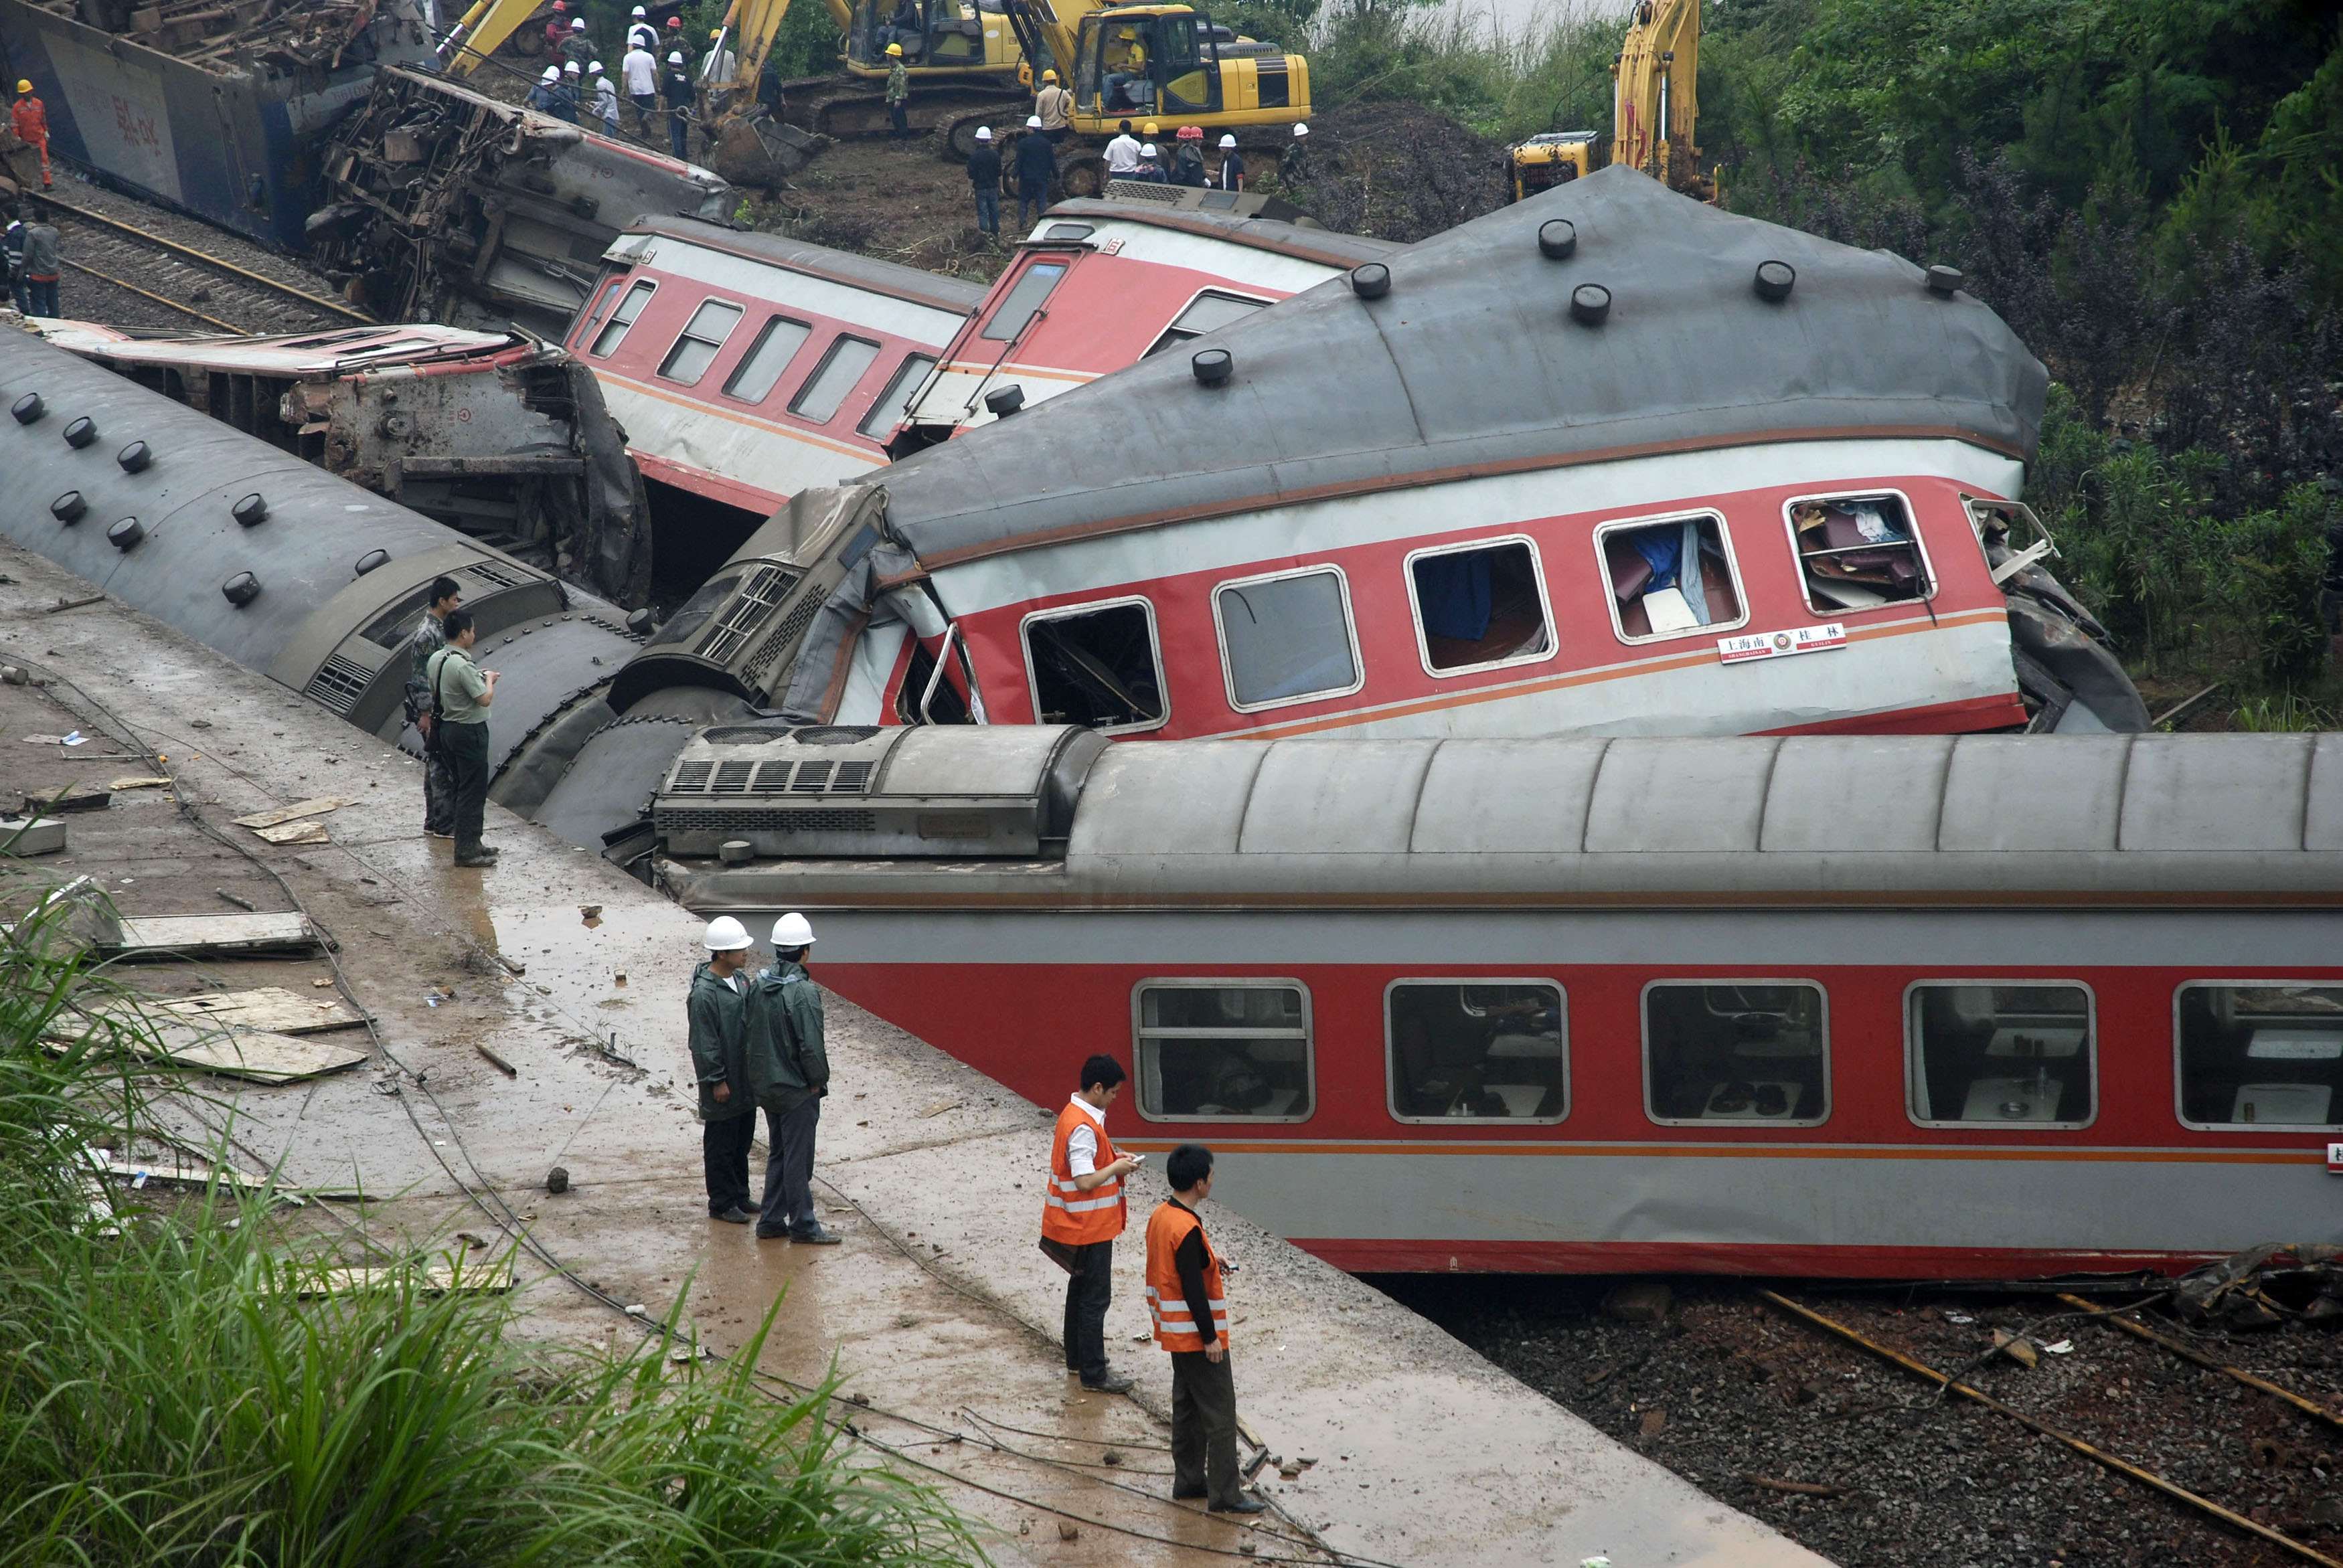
left=147, top=1023, right=371, bottom=1083
left=1, top=815, right=66, bottom=855
left=145, top=986, right=369, bottom=1035
left=104, top=913, right=322, bottom=960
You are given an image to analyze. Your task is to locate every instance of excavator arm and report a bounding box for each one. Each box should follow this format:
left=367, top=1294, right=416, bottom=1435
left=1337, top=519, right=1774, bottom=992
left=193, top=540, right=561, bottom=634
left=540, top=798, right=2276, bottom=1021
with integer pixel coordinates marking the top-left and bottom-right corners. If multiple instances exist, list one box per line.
left=436, top=0, right=550, bottom=76
left=713, top=0, right=856, bottom=93
left=1609, top=0, right=1710, bottom=199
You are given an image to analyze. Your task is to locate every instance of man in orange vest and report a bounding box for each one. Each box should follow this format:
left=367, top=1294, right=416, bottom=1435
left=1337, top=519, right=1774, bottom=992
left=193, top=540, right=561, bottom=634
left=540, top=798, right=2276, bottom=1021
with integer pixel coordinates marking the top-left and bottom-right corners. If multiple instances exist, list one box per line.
left=1145, top=1144, right=1264, bottom=1513
left=1043, top=1053, right=1142, bottom=1393
left=12, top=81, right=51, bottom=190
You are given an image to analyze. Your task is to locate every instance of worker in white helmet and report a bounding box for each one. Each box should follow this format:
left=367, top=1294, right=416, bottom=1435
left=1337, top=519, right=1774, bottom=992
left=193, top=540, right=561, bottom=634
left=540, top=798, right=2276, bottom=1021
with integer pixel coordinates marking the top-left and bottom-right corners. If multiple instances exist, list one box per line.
left=1283, top=120, right=1313, bottom=186
left=745, top=913, right=839, bottom=1243
left=1215, top=130, right=1244, bottom=191
left=966, top=124, right=1002, bottom=238
left=690, top=917, right=760, bottom=1224
left=1015, top=112, right=1056, bottom=226
left=526, top=64, right=568, bottom=120
left=627, top=4, right=657, bottom=54
left=590, top=61, right=619, bottom=137
left=661, top=48, right=693, bottom=157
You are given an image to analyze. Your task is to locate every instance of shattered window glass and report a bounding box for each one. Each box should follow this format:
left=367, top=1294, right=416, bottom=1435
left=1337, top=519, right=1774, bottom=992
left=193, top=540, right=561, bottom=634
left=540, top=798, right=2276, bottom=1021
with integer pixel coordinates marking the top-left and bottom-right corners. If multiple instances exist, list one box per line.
left=1598, top=513, right=1744, bottom=642
left=1644, top=982, right=1828, bottom=1124
left=1214, top=568, right=1360, bottom=710
left=1410, top=539, right=1552, bottom=673
left=1024, top=599, right=1165, bottom=732
left=590, top=280, right=655, bottom=358
left=725, top=315, right=813, bottom=404
left=1907, top=984, right=2095, bottom=1128
left=791, top=336, right=882, bottom=424
left=2176, top=983, right=2343, bottom=1130
left=1388, top=982, right=1565, bottom=1122
left=1135, top=982, right=1312, bottom=1120
left=1789, top=492, right=1931, bottom=612
left=658, top=298, right=745, bottom=385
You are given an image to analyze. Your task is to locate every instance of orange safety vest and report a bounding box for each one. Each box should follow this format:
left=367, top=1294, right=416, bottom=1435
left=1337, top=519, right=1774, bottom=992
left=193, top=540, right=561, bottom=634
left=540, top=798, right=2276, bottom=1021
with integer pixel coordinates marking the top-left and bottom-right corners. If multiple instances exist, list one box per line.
left=11, top=96, right=47, bottom=143
left=1041, top=1100, right=1125, bottom=1244
left=1143, top=1199, right=1228, bottom=1353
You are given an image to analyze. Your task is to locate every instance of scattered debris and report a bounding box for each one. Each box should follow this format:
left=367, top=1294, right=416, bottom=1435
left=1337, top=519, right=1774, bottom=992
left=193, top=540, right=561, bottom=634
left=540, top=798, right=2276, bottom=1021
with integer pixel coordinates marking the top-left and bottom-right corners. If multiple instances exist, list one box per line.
left=0, top=665, right=30, bottom=685
left=1603, top=1280, right=1674, bottom=1324
left=46, top=594, right=106, bottom=615
left=231, top=797, right=353, bottom=831
left=145, top=986, right=369, bottom=1035
left=546, top=1166, right=570, bottom=1195
left=1101, top=1449, right=1123, bottom=1467
left=475, top=1043, right=519, bottom=1077
left=623, top=1302, right=647, bottom=1318
left=1056, top=1521, right=1080, bottom=1541
left=1278, top=1458, right=1303, bottom=1478
left=21, top=784, right=110, bottom=814
left=1991, top=1328, right=2040, bottom=1369
left=108, top=776, right=173, bottom=792
left=137, top=1024, right=371, bottom=1083
left=294, top=1254, right=515, bottom=1296
left=254, top=820, right=331, bottom=845
left=1, top=815, right=66, bottom=856
left=1746, top=1475, right=1847, bottom=1498
left=103, top=912, right=322, bottom=960
left=214, top=889, right=259, bottom=911
left=916, top=1098, right=964, bottom=1120
left=1638, top=1407, right=1668, bottom=1438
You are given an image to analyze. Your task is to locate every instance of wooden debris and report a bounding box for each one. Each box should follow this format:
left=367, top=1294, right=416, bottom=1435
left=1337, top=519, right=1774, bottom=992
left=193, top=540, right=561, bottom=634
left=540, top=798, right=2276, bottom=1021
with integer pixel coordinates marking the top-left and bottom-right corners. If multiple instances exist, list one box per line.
left=147, top=986, right=368, bottom=1035
left=214, top=888, right=258, bottom=911
left=253, top=820, right=330, bottom=845
left=916, top=1098, right=964, bottom=1119
left=108, top=775, right=174, bottom=791
left=1992, top=1328, right=2040, bottom=1369
left=292, top=1253, right=515, bottom=1297
left=21, top=784, right=110, bottom=814
left=231, top=796, right=351, bottom=831
left=147, top=1023, right=370, bottom=1083
left=46, top=592, right=106, bottom=614
left=104, top=912, right=320, bottom=959
left=1745, top=1475, right=1847, bottom=1498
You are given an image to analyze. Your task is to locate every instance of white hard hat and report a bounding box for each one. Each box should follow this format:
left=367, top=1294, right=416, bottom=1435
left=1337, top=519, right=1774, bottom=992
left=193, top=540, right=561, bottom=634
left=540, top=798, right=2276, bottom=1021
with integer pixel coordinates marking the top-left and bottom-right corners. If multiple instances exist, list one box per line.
left=570, top=16, right=586, bottom=27
left=1139, top=142, right=1157, bottom=156
left=974, top=125, right=992, bottom=140
left=564, top=60, right=581, bottom=72
left=667, top=50, right=683, bottom=61
left=1026, top=114, right=1042, bottom=128
left=1291, top=121, right=1309, bottom=139
left=1218, top=133, right=1236, bottom=148
left=704, top=916, right=752, bottom=951
left=631, top=5, right=645, bottom=15
left=771, top=912, right=816, bottom=948
left=589, top=59, right=604, bottom=72
left=541, top=66, right=560, bottom=81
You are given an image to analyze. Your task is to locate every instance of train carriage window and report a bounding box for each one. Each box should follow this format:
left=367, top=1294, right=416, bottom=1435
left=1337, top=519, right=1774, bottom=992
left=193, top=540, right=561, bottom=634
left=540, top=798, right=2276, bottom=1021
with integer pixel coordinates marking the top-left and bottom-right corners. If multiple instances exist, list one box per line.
left=981, top=260, right=1070, bottom=341
left=2176, top=982, right=2343, bottom=1130
left=1145, top=290, right=1268, bottom=357
left=856, top=353, right=939, bottom=440
left=1787, top=491, right=1931, bottom=612
left=589, top=280, right=655, bottom=358
left=658, top=298, right=746, bottom=385
left=724, top=315, right=814, bottom=404
left=1906, top=983, right=2095, bottom=1128
left=1406, top=537, right=1554, bottom=675
left=790, top=335, right=883, bottom=424
left=1388, top=981, right=1566, bottom=1124
left=1212, top=567, right=1364, bottom=712
left=1596, top=511, right=1747, bottom=644
left=1022, top=598, right=1168, bottom=733
left=1643, top=982, right=1828, bottom=1125
left=1133, top=981, right=1313, bottom=1122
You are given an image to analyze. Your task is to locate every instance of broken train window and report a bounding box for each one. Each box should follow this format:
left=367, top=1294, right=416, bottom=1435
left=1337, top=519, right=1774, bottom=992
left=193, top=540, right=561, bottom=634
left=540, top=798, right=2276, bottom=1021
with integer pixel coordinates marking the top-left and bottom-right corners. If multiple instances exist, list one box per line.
left=658, top=298, right=746, bottom=385
left=1213, top=566, right=1364, bottom=711
left=1134, top=981, right=1313, bottom=1121
left=1787, top=491, right=1931, bottom=612
left=1598, top=512, right=1746, bottom=643
left=1907, top=982, right=2095, bottom=1128
left=1022, top=598, right=1167, bottom=732
left=1643, top=982, right=1827, bottom=1125
left=590, top=279, right=655, bottom=358
left=1407, top=537, right=1554, bottom=675
left=2176, top=982, right=2343, bottom=1130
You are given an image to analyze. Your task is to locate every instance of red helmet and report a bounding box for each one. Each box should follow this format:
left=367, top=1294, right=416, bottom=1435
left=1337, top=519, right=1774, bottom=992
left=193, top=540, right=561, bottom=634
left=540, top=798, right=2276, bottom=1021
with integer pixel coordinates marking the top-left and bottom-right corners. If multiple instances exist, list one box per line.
left=665, top=14, right=681, bottom=25
left=551, top=2, right=564, bottom=11
left=1177, top=124, right=1202, bottom=140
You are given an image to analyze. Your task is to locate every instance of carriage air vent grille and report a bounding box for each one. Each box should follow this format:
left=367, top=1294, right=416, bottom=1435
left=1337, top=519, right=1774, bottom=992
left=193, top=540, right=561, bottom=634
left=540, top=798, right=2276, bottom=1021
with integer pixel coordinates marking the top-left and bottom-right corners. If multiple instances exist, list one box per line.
left=791, top=760, right=835, bottom=792
left=833, top=760, right=874, bottom=792
left=305, top=653, right=374, bottom=715
left=665, top=756, right=879, bottom=795
left=659, top=806, right=880, bottom=835
left=709, top=760, right=755, bottom=794
left=699, top=564, right=799, bottom=665
left=670, top=759, right=714, bottom=791
left=741, top=590, right=826, bottom=687
left=751, top=761, right=795, bottom=792
left=462, top=561, right=527, bottom=591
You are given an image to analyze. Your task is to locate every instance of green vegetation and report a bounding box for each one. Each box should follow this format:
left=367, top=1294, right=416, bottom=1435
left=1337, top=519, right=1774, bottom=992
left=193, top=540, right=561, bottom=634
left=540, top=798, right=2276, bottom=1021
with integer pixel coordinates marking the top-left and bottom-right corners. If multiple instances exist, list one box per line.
left=0, top=883, right=987, bottom=1567
left=1288, top=0, right=2342, bottom=721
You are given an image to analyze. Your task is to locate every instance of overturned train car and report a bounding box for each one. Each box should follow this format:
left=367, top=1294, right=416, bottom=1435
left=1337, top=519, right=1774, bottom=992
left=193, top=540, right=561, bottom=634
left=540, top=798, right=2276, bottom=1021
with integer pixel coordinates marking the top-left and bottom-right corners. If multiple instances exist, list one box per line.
left=663, top=723, right=2343, bottom=1280
left=676, top=166, right=2145, bottom=745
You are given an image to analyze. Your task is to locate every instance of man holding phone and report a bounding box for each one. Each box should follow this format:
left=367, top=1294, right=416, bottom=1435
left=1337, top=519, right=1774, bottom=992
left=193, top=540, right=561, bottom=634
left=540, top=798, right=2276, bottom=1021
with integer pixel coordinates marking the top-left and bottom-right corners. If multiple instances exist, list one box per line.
left=1042, top=1054, right=1142, bottom=1393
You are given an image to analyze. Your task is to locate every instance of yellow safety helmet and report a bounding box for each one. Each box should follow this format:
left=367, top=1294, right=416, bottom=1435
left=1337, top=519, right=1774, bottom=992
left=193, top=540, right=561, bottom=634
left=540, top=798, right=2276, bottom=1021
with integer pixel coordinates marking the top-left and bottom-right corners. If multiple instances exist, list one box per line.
left=1141, top=120, right=1157, bottom=136
left=885, top=41, right=902, bottom=54
left=1042, top=69, right=1056, bottom=82
left=14, top=79, right=29, bottom=94
left=708, top=27, right=720, bottom=37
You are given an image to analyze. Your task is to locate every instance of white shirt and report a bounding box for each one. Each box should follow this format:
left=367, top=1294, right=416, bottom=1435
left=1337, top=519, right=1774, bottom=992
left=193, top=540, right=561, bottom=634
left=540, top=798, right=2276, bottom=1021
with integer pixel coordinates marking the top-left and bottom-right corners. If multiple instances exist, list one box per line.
left=627, top=21, right=657, bottom=52
left=1064, top=1092, right=1105, bottom=1177
left=1104, top=133, right=1141, bottom=173
left=622, top=47, right=657, bottom=96
left=700, top=47, right=737, bottom=85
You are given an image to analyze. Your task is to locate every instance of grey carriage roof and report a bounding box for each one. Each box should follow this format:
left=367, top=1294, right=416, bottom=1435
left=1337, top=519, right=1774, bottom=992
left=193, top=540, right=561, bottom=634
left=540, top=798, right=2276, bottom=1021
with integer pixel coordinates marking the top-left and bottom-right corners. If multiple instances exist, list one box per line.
left=1037, top=199, right=1404, bottom=270
left=629, top=215, right=988, bottom=317
left=677, top=731, right=2343, bottom=907
left=866, top=165, right=2048, bottom=572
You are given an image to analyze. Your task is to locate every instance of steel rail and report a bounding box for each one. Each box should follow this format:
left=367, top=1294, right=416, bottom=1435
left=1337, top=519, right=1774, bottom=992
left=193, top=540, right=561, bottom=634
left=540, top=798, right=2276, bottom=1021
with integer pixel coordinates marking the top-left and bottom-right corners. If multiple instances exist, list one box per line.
left=45, top=196, right=375, bottom=323
left=58, top=258, right=249, bottom=333
left=2053, top=1292, right=2343, bottom=1435
left=1759, top=1290, right=2343, bottom=1568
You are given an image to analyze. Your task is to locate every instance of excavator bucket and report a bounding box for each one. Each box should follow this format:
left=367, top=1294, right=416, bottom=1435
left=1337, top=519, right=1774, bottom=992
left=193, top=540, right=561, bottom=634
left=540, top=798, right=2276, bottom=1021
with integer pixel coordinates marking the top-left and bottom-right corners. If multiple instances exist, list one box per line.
left=710, top=112, right=827, bottom=187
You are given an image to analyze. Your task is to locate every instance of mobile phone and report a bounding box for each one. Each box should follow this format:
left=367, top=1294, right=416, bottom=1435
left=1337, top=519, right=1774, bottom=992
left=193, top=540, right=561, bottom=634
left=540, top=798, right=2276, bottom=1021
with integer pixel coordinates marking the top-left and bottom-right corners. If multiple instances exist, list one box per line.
left=1129, top=1152, right=1146, bottom=1163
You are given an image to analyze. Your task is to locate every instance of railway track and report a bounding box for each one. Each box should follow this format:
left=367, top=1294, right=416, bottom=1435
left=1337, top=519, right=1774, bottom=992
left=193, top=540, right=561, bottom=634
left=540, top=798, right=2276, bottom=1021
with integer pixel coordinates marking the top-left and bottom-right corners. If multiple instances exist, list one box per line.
left=42, top=196, right=372, bottom=336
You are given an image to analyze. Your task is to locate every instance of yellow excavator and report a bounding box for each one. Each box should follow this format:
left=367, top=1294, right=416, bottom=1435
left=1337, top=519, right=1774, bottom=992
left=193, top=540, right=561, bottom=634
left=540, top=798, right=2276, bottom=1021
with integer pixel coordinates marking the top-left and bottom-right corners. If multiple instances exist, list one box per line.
left=1502, top=0, right=1715, bottom=205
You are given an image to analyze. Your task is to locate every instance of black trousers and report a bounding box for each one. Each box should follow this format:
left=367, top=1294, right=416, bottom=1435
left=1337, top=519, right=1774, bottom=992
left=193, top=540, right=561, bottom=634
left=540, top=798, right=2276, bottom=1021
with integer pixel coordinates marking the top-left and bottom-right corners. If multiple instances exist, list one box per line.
left=756, top=1096, right=820, bottom=1235
left=1170, top=1348, right=1242, bottom=1506
left=421, top=725, right=454, bottom=835
left=702, top=1108, right=755, bottom=1215
left=888, top=101, right=908, bottom=137
left=1061, top=1239, right=1112, bottom=1381
left=440, top=719, right=491, bottom=855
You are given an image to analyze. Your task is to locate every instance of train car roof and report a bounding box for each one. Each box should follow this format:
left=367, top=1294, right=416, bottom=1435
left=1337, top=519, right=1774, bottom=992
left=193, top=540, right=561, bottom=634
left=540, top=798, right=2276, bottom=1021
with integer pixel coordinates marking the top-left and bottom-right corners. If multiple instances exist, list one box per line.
left=617, top=215, right=989, bottom=317
left=856, top=166, right=2049, bottom=572
left=1036, top=199, right=1402, bottom=270
left=673, top=730, right=2343, bottom=906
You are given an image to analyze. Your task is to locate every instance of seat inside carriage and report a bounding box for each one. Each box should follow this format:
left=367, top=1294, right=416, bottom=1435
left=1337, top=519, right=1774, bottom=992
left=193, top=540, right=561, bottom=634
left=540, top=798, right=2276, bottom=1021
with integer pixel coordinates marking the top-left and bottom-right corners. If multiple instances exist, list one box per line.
left=2177, top=984, right=2343, bottom=1128
left=1907, top=984, right=2096, bottom=1126
left=1388, top=983, right=1566, bottom=1120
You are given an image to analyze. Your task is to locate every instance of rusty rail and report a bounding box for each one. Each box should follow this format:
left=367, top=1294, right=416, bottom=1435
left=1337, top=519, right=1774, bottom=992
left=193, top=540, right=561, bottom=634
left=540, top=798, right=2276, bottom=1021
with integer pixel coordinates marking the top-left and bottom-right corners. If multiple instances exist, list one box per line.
left=2054, top=1292, right=2343, bottom=1435
left=1759, top=1290, right=2343, bottom=1568
left=45, top=197, right=375, bottom=325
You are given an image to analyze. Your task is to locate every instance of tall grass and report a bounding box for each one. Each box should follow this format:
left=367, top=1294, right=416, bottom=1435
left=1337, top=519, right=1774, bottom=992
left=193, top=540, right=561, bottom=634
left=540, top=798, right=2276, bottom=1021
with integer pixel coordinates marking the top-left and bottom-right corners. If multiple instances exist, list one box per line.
left=0, top=873, right=987, bottom=1568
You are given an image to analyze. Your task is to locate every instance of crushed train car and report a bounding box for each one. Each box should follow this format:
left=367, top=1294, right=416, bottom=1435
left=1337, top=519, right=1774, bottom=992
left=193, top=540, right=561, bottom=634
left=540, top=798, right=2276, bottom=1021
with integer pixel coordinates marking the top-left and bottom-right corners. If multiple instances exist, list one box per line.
left=305, top=67, right=734, bottom=338
left=0, top=0, right=434, bottom=246
left=33, top=319, right=653, bottom=605
left=644, top=167, right=2150, bottom=746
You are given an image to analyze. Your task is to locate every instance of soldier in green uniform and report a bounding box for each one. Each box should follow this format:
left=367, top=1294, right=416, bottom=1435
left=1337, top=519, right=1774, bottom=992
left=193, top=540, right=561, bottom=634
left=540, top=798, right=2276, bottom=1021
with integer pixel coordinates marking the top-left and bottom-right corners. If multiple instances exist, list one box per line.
left=404, top=576, right=462, bottom=840
left=423, top=608, right=499, bottom=867
left=745, top=912, right=839, bottom=1243
left=691, top=916, right=759, bottom=1223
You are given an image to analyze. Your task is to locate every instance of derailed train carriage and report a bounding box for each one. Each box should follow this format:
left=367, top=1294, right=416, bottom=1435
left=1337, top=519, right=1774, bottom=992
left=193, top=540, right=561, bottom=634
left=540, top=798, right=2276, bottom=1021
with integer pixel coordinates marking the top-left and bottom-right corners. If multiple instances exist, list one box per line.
left=661, top=723, right=2343, bottom=1280
left=658, top=167, right=2146, bottom=748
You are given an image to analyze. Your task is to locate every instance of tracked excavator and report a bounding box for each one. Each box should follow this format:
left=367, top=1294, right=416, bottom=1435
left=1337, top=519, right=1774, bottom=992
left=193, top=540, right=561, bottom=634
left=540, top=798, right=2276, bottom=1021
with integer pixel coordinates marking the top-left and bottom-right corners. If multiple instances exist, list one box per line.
left=1503, top=0, right=1715, bottom=204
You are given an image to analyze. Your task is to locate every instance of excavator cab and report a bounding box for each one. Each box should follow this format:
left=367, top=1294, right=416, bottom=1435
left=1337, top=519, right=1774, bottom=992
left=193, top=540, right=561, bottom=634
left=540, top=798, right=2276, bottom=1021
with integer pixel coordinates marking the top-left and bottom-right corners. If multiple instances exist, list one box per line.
left=846, top=0, right=1013, bottom=74
left=1504, top=130, right=1595, bottom=203
left=1076, top=7, right=1223, bottom=118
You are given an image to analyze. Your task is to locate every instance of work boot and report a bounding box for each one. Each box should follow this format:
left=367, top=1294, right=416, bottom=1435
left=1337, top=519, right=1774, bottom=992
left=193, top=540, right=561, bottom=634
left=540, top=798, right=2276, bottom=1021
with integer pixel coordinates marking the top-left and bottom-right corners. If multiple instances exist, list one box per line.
left=1080, top=1369, right=1133, bottom=1394
left=454, top=849, right=499, bottom=867
left=791, top=1224, right=842, bottom=1245
left=1210, top=1496, right=1267, bottom=1516
left=714, top=1207, right=754, bottom=1224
